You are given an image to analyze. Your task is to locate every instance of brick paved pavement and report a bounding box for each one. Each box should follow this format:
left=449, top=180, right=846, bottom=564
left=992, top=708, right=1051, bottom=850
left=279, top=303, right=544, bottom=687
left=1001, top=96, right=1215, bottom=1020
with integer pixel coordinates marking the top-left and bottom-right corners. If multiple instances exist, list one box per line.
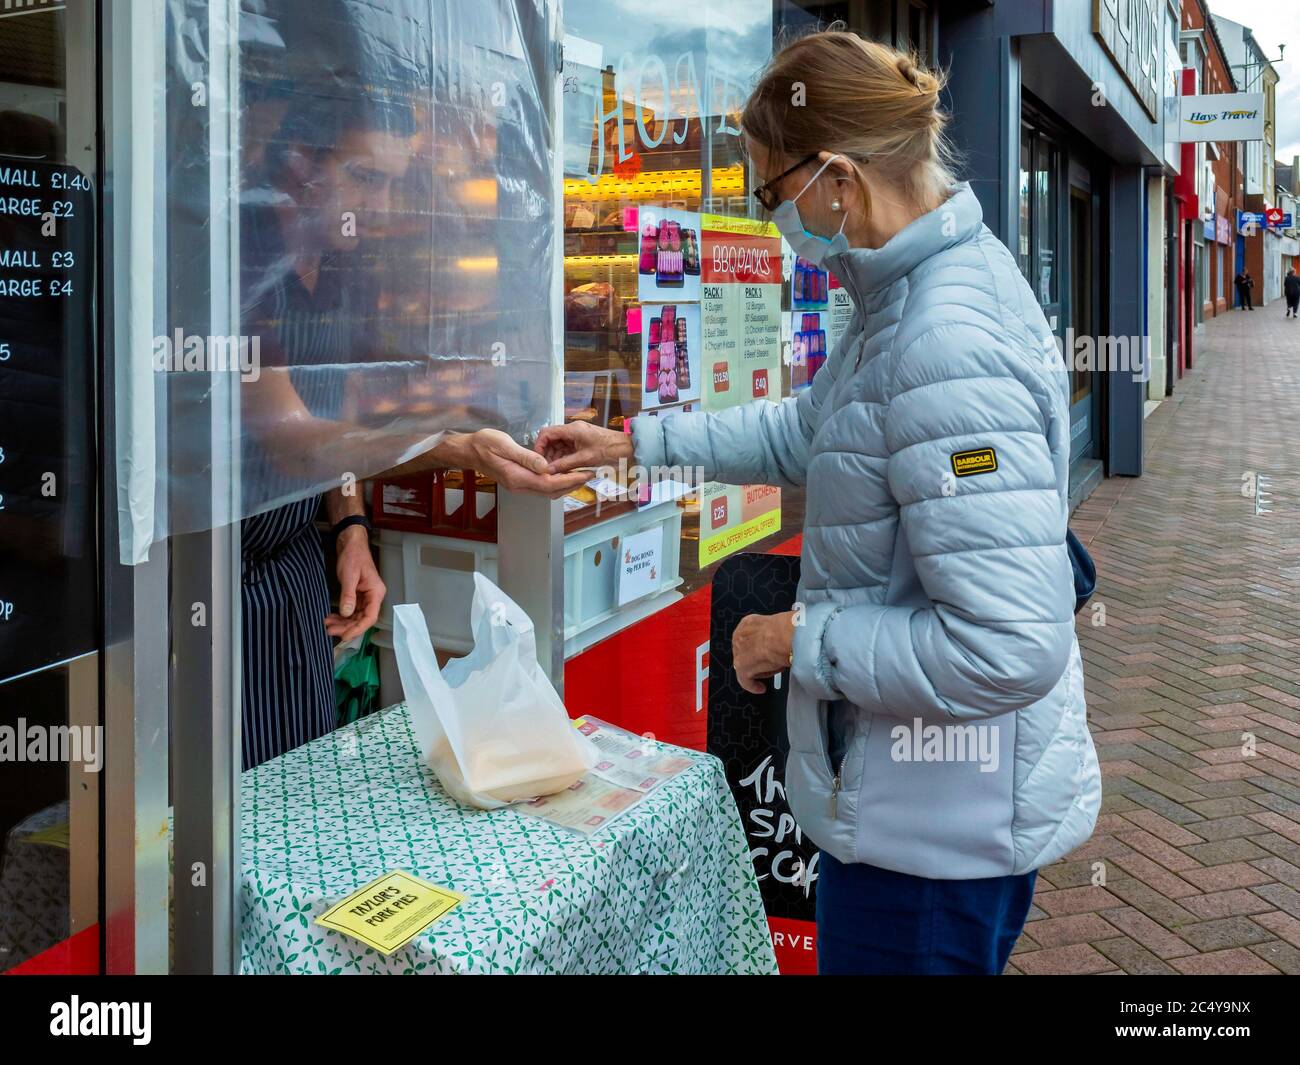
left=1009, top=304, right=1300, bottom=975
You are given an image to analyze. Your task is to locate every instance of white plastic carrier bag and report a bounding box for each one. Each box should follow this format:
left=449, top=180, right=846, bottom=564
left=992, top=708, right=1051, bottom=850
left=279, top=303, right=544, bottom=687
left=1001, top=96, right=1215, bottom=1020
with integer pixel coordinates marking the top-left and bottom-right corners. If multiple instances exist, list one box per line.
left=392, top=574, right=595, bottom=809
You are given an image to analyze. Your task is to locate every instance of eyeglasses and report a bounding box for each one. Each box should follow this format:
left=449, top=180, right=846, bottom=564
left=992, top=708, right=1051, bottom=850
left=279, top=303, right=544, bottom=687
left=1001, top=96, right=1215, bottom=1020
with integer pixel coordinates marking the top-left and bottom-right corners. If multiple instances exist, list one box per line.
left=752, top=153, right=820, bottom=211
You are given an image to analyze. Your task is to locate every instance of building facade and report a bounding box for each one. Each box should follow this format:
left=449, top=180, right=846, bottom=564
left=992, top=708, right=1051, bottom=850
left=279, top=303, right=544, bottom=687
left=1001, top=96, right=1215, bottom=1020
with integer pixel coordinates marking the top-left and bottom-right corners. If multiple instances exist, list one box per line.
left=1178, top=0, right=1241, bottom=326
left=1, top=0, right=962, bottom=977
left=1214, top=14, right=1278, bottom=307
left=940, top=0, right=1167, bottom=501
left=1277, top=160, right=1300, bottom=284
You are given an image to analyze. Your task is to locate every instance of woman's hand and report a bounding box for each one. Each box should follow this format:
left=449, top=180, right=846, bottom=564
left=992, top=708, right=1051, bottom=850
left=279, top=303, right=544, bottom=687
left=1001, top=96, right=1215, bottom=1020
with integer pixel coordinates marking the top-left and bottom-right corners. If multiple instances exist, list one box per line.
left=733, top=611, right=796, bottom=695
left=535, top=421, right=635, bottom=474
left=450, top=428, right=594, bottom=498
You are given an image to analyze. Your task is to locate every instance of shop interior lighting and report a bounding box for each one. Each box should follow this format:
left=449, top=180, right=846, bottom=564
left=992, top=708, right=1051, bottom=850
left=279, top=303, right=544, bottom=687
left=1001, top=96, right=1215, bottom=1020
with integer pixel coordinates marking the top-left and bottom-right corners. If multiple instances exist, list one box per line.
left=457, top=178, right=499, bottom=205
left=564, top=254, right=638, bottom=265
left=563, top=165, right=746, bottom=202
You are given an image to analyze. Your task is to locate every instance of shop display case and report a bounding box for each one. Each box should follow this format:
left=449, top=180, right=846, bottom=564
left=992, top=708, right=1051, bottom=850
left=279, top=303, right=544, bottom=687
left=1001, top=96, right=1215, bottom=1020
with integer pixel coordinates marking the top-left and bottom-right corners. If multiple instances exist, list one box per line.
left=556, top=1, right=811, bottom=677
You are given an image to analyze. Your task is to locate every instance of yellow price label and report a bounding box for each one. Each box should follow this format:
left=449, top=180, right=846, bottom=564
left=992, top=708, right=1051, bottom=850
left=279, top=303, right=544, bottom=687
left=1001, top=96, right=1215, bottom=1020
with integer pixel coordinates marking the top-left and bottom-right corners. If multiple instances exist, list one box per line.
left=315, top=871, right=464, bottom=956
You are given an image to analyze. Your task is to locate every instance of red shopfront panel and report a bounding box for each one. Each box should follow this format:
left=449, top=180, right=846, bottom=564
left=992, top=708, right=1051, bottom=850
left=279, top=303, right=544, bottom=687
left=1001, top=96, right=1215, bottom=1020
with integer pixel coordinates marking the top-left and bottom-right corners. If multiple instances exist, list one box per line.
left=4, top=924, right=98, bottom=976
left=768, top=916, right=817, bottom=975
left=564, top=579, right=713, bottom=752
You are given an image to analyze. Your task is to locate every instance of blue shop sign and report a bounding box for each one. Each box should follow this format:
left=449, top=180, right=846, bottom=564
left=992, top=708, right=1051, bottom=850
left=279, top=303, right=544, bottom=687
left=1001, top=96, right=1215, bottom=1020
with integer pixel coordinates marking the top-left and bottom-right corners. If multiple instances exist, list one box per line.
left=1239, top=209, right=1295, bottom=231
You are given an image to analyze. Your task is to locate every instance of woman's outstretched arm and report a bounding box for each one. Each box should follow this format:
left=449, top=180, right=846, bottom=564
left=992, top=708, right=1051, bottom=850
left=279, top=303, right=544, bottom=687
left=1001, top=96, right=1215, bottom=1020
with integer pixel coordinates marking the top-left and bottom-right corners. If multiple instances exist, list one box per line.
left=539, top=310, right=861, bottom=488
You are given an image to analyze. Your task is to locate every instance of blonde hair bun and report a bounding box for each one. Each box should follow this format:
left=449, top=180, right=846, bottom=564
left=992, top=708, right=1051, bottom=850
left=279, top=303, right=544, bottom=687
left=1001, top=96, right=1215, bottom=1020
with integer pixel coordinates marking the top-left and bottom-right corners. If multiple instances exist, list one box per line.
left=741, top=29, right=959, bottom=215
left=896, top=53, right=938, bottom=96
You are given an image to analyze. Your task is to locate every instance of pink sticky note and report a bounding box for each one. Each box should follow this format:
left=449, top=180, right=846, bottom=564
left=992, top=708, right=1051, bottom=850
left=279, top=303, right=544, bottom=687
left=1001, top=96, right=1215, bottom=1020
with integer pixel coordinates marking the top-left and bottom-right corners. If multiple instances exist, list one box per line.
left=627, top=305, right=643, bottom=334
left=622, top=206, right=639, bottom=232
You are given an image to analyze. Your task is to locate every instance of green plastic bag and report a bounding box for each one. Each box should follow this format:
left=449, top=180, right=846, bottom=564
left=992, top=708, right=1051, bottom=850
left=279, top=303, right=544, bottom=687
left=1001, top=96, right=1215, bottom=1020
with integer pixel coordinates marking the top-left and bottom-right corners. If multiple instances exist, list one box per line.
left=334, top=628, right=381, bottom=726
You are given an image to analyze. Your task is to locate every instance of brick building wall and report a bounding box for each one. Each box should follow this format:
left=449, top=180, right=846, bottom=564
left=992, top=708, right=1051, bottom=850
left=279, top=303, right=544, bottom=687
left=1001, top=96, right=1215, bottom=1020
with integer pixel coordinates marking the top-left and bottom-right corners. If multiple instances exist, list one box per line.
left=1182, top=0, right=1242, bottom=318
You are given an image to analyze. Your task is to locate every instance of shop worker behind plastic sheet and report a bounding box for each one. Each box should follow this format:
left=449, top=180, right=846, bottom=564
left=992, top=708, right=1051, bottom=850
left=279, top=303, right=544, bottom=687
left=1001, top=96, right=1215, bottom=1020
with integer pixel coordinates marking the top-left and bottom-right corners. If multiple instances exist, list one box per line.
left=237, top=93, right=590, bottom=774
left=538, top=29, right=1101, bottom=976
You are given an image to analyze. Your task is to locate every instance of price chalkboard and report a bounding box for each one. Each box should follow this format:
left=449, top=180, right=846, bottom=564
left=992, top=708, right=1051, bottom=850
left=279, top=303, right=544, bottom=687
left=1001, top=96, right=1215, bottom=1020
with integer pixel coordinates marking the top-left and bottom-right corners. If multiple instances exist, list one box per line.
left=0, top=159, right=96, bottom=684
left=707, top=552, right=818, bottom=925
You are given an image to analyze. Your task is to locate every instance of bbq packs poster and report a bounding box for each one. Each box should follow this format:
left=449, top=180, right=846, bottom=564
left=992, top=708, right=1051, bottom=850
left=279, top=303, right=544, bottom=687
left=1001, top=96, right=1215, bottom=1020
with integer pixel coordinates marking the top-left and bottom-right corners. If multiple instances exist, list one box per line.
left=635, top=209, right=784, bottom=565
left=696, top=214, right=783, bottom=567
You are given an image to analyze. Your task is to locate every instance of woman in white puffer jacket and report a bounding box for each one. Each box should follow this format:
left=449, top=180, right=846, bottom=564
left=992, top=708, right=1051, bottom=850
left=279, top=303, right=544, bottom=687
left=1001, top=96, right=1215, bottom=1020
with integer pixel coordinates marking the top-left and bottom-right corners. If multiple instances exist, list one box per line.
left=538, top=30, right=1100, bottom=975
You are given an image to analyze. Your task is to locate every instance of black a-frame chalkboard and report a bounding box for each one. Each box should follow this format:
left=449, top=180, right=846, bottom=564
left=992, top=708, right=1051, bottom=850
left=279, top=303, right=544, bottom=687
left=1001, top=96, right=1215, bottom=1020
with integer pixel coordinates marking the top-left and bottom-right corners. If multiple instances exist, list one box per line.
left=707, top=552, right=818, bottom=923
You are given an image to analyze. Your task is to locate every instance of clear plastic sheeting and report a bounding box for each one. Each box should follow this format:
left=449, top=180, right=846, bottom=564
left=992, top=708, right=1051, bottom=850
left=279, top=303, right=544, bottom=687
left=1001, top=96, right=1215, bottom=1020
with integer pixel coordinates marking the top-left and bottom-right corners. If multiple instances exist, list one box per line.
left=122, top=0, right=557, bottom=562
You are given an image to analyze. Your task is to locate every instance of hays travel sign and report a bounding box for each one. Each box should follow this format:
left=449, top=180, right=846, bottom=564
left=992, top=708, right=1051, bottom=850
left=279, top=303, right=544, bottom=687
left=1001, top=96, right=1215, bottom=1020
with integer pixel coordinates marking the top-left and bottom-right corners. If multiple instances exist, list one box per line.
left=1179, top=93, right=1265, bottom=142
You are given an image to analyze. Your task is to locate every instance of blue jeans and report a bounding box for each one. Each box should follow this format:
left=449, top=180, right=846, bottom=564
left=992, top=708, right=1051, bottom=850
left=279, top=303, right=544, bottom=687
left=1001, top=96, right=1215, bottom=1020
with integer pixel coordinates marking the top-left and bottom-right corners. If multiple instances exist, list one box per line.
left=815, top=851, right=1036, bottom=975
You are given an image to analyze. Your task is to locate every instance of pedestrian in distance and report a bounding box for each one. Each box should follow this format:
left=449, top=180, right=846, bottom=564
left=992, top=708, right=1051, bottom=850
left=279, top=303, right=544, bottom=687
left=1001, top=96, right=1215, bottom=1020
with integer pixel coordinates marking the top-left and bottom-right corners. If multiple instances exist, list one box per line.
left=1235, top=268, right=1255, bottom=311
left=1285, top=267, right=1300, bottom=318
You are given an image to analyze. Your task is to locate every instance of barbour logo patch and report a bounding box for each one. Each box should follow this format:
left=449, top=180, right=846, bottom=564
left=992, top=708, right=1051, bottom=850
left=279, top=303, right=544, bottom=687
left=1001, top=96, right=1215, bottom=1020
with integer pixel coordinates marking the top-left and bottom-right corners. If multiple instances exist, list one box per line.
left=951, top=447, right=998, bottom=477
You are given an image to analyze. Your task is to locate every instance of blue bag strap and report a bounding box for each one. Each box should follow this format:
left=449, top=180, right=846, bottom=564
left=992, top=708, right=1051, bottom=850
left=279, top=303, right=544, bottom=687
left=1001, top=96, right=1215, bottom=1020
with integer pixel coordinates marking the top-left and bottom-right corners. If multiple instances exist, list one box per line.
left=1066, top=528, right=1096, bottom=615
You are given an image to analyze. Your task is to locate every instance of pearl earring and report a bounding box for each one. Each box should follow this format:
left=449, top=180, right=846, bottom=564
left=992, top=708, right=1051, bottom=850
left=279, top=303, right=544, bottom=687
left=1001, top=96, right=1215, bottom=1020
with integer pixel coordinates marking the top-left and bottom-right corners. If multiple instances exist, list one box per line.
left=831, top=200, right=842, bottom=211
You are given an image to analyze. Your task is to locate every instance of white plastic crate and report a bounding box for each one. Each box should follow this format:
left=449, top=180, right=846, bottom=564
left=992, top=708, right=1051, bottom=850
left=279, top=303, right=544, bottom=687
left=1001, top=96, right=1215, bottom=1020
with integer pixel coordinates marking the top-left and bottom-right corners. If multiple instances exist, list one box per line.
left=372, top=529, right=499, bottom=709
left=375, top=528, right=499, bottom=655
left=372, top=501, right=684, bottom=691
left=562, top=498, right=683, bottom=658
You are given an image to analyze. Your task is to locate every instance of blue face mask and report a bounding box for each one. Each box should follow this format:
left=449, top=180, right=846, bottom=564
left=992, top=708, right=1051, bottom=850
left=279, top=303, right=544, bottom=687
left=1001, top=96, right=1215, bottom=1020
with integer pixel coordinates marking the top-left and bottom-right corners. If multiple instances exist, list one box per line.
left=771, top=154, right=850, bottom=266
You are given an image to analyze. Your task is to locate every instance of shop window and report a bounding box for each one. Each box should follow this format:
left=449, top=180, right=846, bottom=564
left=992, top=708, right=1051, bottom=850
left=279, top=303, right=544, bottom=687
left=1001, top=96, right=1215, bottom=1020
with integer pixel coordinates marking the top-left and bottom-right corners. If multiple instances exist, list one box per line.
left=771, top=2, right=923, bottom=54
left=1034, top=136, right=1059, bottom=308
left=0, top=0, right=99, bottom=973
left=897, top=0, right=929, bottom=56
left=1069, top=189, right=1093, bottom=408
left=140, top=0, right=559, bottom=551
left=774, top=0, right=856, bottom=38
left=1017, top=123, right=1060, bottom=311
left=1199, top=242, right=1208, bottom=311
left=560, top=0, right=813, bottom=617
left=1018, top=134, right=1032, bottom=278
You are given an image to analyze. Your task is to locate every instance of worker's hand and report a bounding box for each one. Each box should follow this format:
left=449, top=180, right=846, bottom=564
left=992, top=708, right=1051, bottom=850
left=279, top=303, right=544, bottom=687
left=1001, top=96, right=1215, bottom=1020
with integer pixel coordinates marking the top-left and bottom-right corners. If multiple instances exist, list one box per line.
left=733, top=611, right=796, bottom=695
left=326, top=525, right=386, bottom=642
left=535, top=421, right=635, bottom=474
left=459, top=428, right=594, bottom=498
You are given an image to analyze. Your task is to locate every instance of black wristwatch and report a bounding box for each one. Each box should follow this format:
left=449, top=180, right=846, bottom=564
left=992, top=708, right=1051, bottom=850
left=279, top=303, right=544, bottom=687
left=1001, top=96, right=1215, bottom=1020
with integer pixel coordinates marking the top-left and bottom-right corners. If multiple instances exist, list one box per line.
left=331, top=514, right=372, bottom=544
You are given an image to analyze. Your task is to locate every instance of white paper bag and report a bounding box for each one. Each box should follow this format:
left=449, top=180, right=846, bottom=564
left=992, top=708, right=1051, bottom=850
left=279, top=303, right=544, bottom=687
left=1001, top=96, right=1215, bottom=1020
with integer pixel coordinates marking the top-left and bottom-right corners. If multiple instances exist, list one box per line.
left=392, top=574, right=596, bottom=809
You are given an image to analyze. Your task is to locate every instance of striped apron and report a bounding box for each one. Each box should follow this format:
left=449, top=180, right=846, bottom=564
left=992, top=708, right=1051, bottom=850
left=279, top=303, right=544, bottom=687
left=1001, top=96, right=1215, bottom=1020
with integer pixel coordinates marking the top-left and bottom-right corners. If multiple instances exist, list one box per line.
left=241, top=498, right=335, bottom=771
left=240, top=211, right=358, bottom=770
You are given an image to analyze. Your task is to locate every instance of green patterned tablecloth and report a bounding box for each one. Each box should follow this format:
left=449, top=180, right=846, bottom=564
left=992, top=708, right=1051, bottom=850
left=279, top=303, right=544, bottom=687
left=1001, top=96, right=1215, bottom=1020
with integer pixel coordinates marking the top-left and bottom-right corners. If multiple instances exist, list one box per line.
left=240, top=704, right=778, bottom=974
